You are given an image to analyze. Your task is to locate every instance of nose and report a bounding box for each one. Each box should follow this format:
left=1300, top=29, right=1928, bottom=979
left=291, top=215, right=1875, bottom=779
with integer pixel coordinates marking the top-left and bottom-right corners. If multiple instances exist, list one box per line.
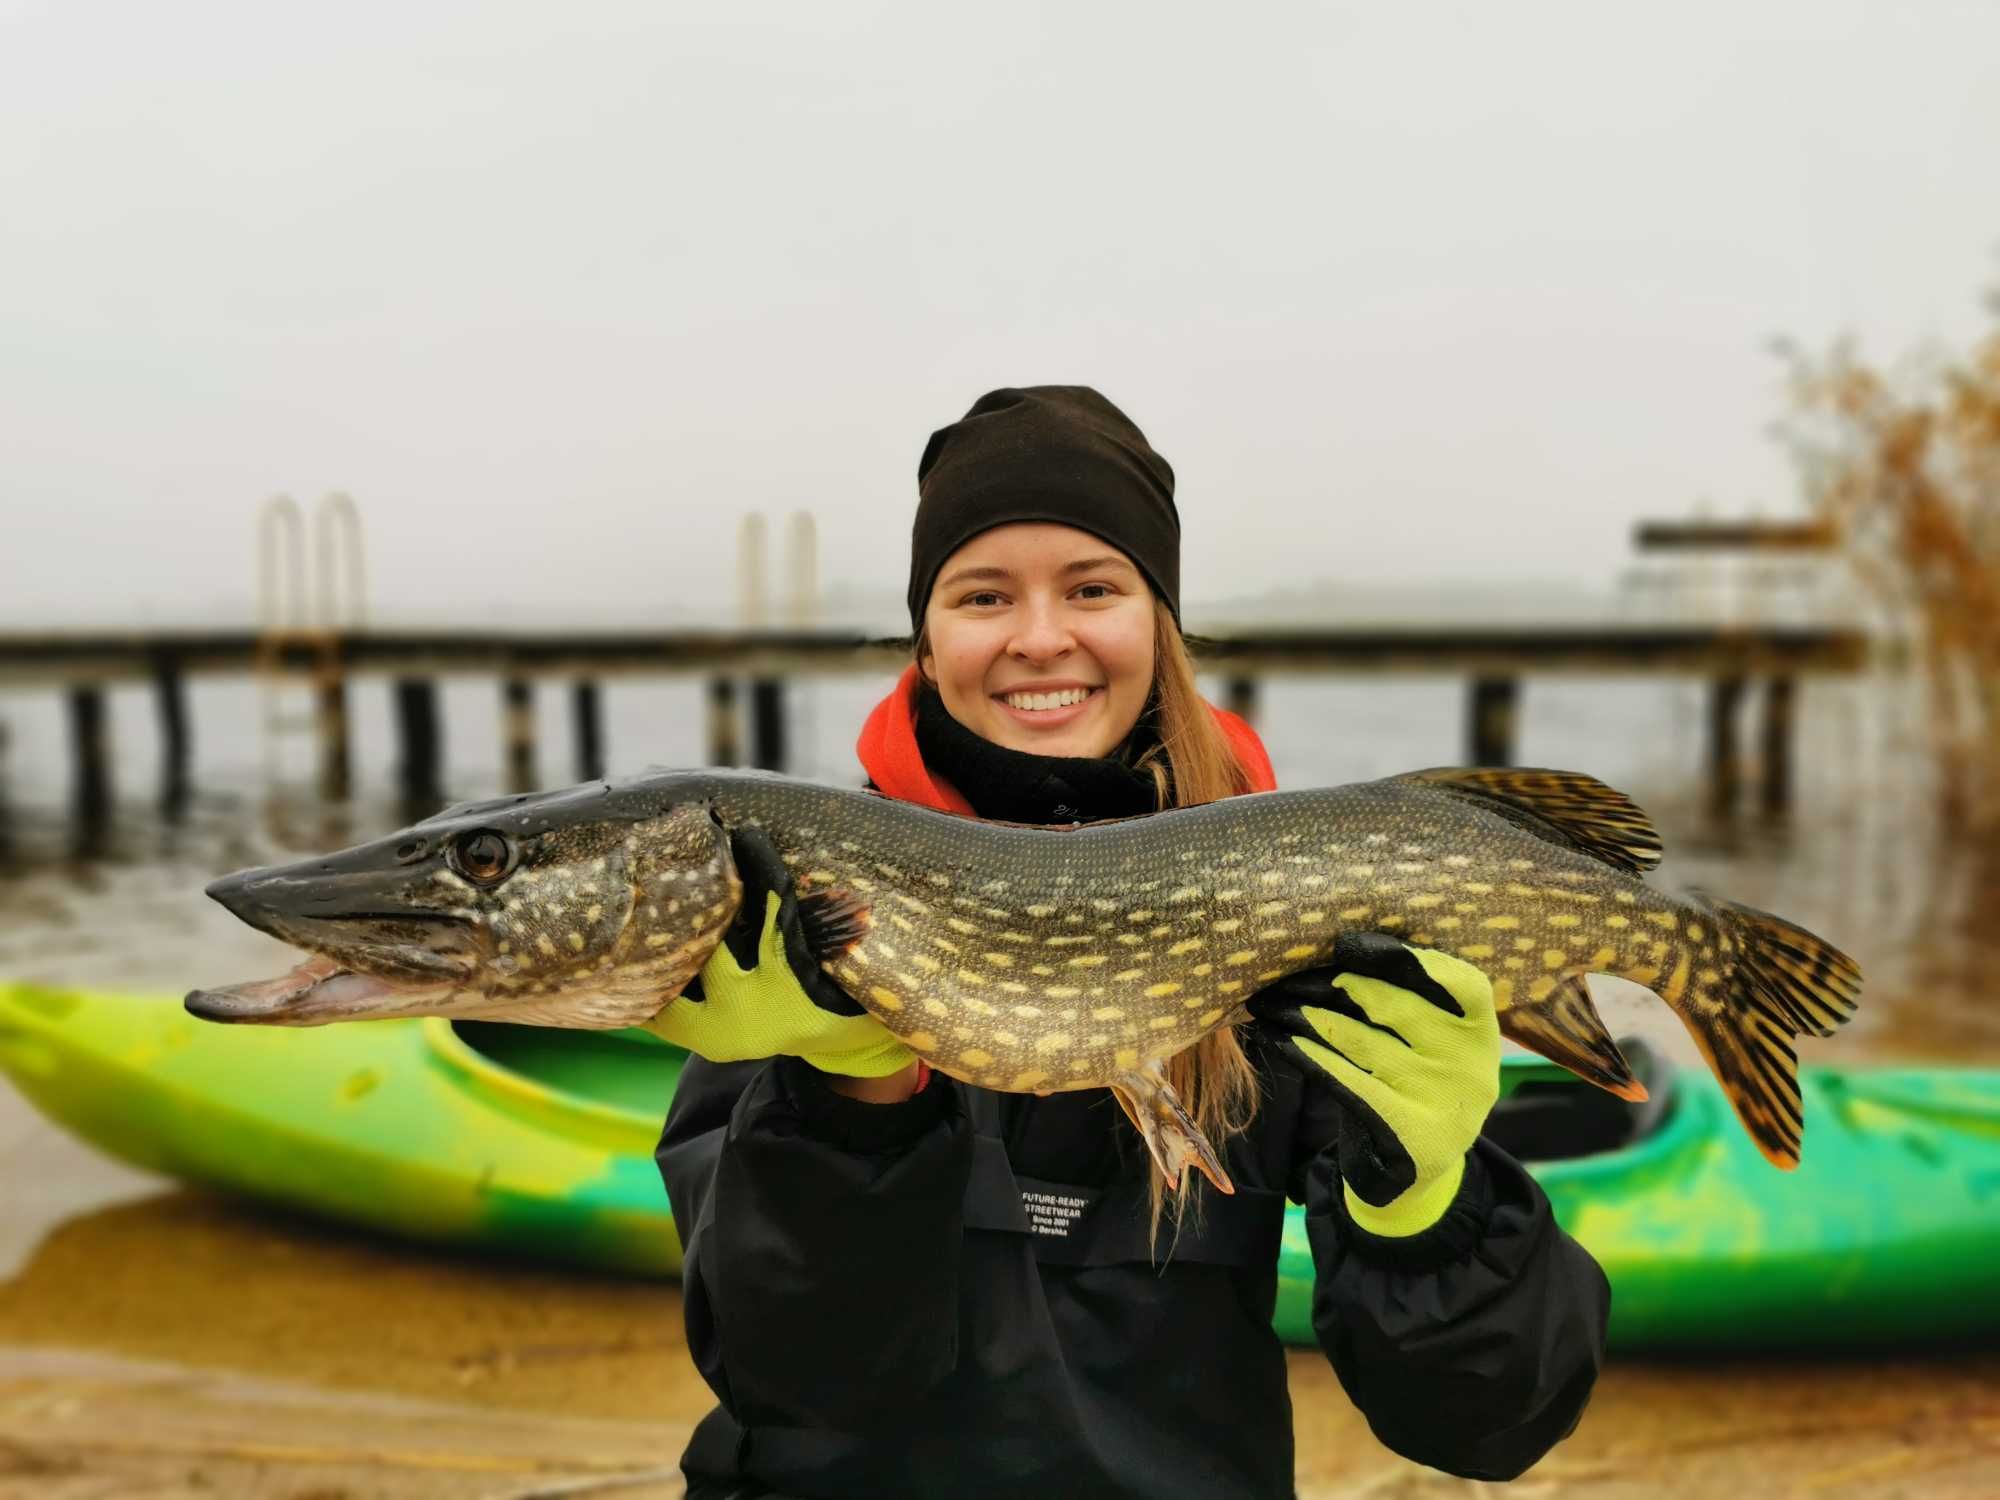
left=1008, top=598, right=1076, bottom=662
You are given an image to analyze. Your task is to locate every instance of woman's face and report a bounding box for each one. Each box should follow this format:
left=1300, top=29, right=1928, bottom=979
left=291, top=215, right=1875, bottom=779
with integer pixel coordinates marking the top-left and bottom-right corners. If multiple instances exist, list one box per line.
left=921, top=522, right=1157, bottom=759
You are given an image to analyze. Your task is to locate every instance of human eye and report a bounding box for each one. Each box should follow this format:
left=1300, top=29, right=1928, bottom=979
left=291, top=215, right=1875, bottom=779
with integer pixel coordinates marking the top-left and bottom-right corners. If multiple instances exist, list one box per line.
left=1072, top=581, right=1117, bottom=601
left=960, top=589, right=1006, bottom=608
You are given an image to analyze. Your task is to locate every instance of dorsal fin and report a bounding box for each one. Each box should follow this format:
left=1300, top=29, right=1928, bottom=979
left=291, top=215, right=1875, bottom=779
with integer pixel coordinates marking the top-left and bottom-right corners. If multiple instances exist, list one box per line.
left=1395, top=767, right=1663, bottom=875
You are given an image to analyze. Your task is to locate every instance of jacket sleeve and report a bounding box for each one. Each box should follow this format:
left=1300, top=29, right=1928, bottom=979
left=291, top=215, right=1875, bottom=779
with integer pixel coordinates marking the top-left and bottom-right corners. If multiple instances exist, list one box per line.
left=1290, top=1069, right=1610, bottom=1480
left=655, top=1053, right=975, bottom=1431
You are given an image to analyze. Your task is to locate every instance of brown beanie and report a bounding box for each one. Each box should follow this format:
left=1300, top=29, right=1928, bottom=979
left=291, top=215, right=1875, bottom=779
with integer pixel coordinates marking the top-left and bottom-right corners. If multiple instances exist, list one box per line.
left=907, top=386, right=1180, bottom=630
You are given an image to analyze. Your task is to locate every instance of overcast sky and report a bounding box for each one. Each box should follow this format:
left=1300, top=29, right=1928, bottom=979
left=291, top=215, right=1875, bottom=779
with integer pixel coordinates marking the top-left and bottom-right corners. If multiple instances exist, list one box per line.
left=4, top=1, right=1997, bottom=631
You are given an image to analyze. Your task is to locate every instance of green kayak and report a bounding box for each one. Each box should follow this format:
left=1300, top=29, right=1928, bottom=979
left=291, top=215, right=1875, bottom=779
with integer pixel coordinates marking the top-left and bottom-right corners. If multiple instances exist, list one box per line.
left=3, top=981, right=1996, bottom=1349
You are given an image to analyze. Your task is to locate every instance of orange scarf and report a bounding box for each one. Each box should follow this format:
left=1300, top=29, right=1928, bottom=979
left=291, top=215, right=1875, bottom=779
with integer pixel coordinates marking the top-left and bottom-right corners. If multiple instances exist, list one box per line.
left=855, top=664, right=1277, bottom=813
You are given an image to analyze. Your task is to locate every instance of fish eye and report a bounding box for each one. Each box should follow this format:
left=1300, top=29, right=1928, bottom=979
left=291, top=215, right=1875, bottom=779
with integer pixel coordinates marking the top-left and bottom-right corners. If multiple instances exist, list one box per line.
left=450, top=829, right=515, bottom=885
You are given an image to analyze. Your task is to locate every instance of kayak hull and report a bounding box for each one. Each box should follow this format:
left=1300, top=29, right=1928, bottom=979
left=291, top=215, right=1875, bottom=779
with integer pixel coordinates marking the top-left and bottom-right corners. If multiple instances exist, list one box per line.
left=5, top=984, right=1997, bottom=1349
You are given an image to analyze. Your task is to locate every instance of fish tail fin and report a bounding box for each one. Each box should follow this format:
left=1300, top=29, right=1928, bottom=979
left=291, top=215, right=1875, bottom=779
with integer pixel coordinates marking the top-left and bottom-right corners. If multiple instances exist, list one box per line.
left=1111, top=1062, right=1235, bottom=1196
left=1679, top=892, right=1863, bottom=1169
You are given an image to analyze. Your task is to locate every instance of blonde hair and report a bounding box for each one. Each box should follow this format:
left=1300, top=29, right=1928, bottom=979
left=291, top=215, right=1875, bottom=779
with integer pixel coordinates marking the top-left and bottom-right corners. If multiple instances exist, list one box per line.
left=914, top=596, right=1263, bottom=1233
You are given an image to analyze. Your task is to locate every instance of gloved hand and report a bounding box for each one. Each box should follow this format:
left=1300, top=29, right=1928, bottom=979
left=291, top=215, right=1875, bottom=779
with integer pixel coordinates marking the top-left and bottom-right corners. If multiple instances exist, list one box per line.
left=1248, top=932, right=1500, bottom=1237
left=644, top=827, right=915, bottom=1079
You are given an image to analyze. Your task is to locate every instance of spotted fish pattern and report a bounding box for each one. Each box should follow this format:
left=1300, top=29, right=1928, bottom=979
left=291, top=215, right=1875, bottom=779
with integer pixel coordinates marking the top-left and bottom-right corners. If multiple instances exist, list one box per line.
left=191, top=766, right=1862, bottom=1185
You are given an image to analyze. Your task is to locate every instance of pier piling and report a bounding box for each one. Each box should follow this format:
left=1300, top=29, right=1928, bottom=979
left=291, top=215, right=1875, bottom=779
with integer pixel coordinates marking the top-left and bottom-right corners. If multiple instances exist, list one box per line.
left=750, top=679, right=785, bottom=772
left=1225, top=676, right=1259, bottom=726
left=317, top=671, right=350, bottom=803
left=502, top=676, right=537, bottom=793
left=394, top=678, right=442, bottom=818
left=707, top=678, right=741, bottom=768
left=152, top=650, right=190, bottom=822
left=1468, top=677, right=1519, bottom=766
left=573, top=680, right=604, bottom=783
left=68, top=685, right=111, bottom=855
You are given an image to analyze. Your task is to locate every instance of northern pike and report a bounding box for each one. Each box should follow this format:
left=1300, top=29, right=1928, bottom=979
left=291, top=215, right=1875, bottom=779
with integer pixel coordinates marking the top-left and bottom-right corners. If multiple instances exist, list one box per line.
left=187, top=766, right=1861, bottom=1192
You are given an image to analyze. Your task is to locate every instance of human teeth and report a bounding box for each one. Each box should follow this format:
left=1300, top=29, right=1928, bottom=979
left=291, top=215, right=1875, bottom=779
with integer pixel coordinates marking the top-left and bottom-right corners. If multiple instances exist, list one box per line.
left=1004, top=688, right=1091, bottom=711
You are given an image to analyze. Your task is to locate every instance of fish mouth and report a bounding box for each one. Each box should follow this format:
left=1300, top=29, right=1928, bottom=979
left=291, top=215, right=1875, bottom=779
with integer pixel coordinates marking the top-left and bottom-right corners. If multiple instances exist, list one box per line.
left=185, top=954, right=413, bottom=1025
left=189, top=865, right=481, bottom=1025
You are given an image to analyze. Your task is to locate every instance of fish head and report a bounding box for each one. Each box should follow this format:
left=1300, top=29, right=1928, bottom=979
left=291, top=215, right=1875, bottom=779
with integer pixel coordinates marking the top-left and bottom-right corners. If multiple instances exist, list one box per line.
left=186, top=776, right=740, bottom=1028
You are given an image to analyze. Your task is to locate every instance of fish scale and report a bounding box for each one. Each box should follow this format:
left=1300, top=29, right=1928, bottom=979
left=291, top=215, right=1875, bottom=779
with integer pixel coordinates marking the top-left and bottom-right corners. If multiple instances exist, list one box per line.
left=187, top=765, right=1862, bottom=1193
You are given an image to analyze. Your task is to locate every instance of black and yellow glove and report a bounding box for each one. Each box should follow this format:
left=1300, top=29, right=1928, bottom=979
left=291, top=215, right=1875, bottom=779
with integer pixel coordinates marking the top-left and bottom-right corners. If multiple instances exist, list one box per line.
left=1248, top=932, right=1500, bottom=1237
left=644, top=827, right=915, bottom=1079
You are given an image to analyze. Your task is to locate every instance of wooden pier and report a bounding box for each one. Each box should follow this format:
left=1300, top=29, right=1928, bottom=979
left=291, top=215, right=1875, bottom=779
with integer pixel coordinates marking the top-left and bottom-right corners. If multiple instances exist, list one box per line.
left=0, top=622, right=1866, bottom=851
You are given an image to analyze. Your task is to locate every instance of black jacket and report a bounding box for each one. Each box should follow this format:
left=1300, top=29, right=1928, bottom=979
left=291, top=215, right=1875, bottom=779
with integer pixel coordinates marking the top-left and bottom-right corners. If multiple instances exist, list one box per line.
left=655, top=1028, right=1609, bottom=1498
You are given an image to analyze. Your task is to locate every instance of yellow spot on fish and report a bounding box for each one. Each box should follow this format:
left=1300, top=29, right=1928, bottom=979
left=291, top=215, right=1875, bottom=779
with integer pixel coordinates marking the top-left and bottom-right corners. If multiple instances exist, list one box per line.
left=1591, top=946, right=1618, bottom=968
left=567, top=933, right=585, bottom=951
left=644, top=934, right=670, bottom=948
left=1026, top=904, right=1056, bottom=918
left=1218, top=980, right=1244, bottom=995
left=1192, top=962, right=1213, bottom=976
left=1461, top=882, right=1494, bottom=895
left=1339, top=906, right=1372, bottom=922
left=948, top=917, right=978, bottom=935
left=1459, top=942, right=1495, bottom=960
left=1255, top=900, right=1288, bottom=917
left=1113, top=968, right=1144, bottom=981
left=1012, top=1069, right=1049, bottom=1090
left=1091, top=1006, right=1124, bottom=1021
left=1034, top=1034, right=1071, bottom=1054
left=1543, top=949, right=1569, bottom=969
left=1547, top=913, right=1581, bottom=928
left=1407, top=893, right=1445, bottom=909
left=1149, top=1016, right=1178, bottom=1031
left=1226, top=950, right=1256, bottom=965
left=868, top=986, right=904, bottom=1011
left=1434, top=917, right=1462, bottom=931
left=1527, top=975, right=1558, bottom=1001
left=905, top=1030, right=937, bottom=1051
left=913, top=953, right=941, bottom=972
left=1444, top=855, right=1473, bottom=867
left=1615, top=891, right=1637, bottom=905
left=961, top=1048, right=994, bottom=1068
left=1168, top=938, right=1204, bottom=955
left=1198, top=1008, right=1227, bottom=1026
left=1214, top=918, right=1243, bottom=933
left=1480, top=914, right=1521, bottom=930
left=1115, top=1047, right=1139, bottom=1068
left=1514, top=937, right=1536, bottom=951
left=959, top=969, right=990, bottom=987
left=991, top=1029, right=1020, bottom=1047
left=1169, top=885, right=1202, bottom=902
left=1607, top=914, right=1630, bottom=929
left=1068, top=955, right=1107, bottom=968
left=1378, top=914, right=1406, bottom=930
left=1283, top=945, right=1318, bottom=960
left=923, top=998, right=948, bottom=1016
left=1490, top=977, right=1515, bottom=1007
left=984, top=952, right=1014, bottom=967
left=1145, top=982, right=1182, bottom=997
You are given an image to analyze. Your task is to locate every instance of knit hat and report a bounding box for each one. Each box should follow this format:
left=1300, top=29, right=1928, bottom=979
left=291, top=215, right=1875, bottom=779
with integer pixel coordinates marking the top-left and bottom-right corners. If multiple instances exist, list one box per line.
left=907, top=386, right=1180, bottom=630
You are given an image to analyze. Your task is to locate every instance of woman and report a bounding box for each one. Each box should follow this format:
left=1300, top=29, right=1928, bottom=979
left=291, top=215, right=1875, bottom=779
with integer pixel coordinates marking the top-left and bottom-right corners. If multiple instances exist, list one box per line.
left=653, top=387, right=1609, bottom=1498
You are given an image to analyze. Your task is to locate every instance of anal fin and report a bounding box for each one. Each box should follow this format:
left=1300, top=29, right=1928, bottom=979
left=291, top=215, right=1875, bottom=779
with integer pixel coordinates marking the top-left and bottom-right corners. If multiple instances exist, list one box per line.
left=1110, top=1060, right=1234, bottom=1195
left=1498, top=973, right=1648, bottom=1103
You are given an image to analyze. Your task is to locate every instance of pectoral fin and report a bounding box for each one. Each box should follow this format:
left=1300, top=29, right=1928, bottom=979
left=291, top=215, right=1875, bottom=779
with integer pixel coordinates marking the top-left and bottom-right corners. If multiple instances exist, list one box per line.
left=1498, top=973, right=1649, bottom=1102
left=1110, top=1060, right=1235, bottom=1195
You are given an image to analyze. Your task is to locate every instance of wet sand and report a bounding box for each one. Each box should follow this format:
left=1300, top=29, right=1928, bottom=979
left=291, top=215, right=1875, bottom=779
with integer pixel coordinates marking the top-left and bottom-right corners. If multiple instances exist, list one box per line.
left=4, top=760, right=2000, bottom=1496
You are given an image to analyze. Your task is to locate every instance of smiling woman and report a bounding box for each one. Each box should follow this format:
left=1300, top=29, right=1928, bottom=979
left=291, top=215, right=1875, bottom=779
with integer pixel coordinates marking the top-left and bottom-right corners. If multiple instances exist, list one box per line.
left=920, top=524, right=1156, bottom=759
left=653, top=385, right=1612, bottom=1499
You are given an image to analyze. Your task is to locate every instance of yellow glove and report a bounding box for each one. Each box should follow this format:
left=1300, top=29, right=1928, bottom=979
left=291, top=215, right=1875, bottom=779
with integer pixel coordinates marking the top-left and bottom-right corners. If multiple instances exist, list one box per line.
left=644, top=830, right=914, bottom=1079
left=1248, top=933, right=1500, bottom=1236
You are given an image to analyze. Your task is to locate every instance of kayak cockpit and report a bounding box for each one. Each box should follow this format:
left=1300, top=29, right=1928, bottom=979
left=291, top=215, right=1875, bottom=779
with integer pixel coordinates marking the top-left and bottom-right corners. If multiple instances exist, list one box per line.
left=1488, top=1038, right=1679, bottom=1162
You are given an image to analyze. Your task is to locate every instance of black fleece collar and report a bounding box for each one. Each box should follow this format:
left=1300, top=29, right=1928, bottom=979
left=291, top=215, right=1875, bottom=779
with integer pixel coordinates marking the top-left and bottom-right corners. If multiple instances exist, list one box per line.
left=912, top=686, right=1162, bottom=824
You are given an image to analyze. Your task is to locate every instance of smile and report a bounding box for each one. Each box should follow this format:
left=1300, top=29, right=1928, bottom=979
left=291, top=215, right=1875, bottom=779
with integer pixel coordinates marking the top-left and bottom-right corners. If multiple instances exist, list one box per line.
left=1000, top=686, right=1098, bottom=711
